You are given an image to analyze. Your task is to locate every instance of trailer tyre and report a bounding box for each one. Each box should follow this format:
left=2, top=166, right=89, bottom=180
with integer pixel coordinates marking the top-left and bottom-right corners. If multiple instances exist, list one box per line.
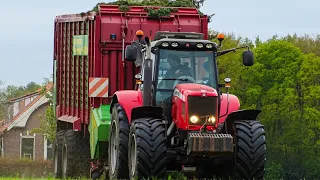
left=108, top=103, right=130, bottom=179
left=53, top=130, right=65, bottom=178
left=61, top=129, right=84, bottom=178
left=129, top=118, right=167, bottom=180
left=233, top=120, right=267, bottom=179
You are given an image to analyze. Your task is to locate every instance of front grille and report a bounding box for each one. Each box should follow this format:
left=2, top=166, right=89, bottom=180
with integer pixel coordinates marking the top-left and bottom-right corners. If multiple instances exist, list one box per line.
left=187, top=96, right=217, bottom=123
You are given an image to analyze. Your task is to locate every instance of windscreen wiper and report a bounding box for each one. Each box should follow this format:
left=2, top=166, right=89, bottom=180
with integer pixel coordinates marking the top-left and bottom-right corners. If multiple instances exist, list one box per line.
left=161, top=78, right=189, bottom=81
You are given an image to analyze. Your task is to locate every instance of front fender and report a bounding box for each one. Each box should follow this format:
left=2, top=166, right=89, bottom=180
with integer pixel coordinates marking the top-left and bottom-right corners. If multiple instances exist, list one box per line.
left=220, top=110, right=261, bottom=134
left=218, top=93, right=240, bottom=123
left=110, top=90, right=143, bottom=124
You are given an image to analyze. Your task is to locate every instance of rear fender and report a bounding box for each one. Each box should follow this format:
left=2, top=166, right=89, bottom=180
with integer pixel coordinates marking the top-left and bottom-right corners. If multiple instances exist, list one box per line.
left=110, top=90, right=143, bottom=124
left=131, top=106, right=163, bottom=123
left=220, top=110, right=261, bottom=135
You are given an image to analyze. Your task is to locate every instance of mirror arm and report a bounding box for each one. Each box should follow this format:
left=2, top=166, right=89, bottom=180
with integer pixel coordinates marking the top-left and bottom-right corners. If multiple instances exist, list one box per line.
left=216, top=45, right=250, bottom=57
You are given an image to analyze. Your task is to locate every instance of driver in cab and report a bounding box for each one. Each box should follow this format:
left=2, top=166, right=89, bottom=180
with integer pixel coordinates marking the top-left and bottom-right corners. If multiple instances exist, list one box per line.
left=160, top=54, right=193, bottom=89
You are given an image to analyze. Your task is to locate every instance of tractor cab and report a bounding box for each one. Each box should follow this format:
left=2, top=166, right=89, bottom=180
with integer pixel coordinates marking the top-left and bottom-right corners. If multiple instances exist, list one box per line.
left=155, top=46, right=218, bottom=101
left=151, top=39, right=220, bottom=122
left=125, top=31, right=220, bottom=122
left=125, top=31, right=254, bottom=126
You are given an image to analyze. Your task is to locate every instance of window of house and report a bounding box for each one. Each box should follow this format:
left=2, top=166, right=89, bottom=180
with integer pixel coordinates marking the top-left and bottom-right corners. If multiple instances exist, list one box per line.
left=13, top=102, right=19, bottom=117
left=25, top=98, right=31, bottom=106
left=20, top=136, right=34, bottom=160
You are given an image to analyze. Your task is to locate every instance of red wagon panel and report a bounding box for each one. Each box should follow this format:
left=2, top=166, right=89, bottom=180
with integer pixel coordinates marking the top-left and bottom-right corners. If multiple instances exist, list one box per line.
left=53, top=5, right=208, bottom=126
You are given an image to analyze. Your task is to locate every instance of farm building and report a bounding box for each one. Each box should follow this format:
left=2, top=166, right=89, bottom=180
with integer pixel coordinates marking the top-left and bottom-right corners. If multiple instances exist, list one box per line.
left=0, top=84, right=52, bottom=160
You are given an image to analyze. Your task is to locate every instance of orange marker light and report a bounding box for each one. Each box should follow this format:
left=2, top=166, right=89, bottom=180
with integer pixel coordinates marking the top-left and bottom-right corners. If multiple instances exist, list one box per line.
left=136, top=79, right=142, bottom=85
left=136, top=30, right=144, bottom=38
left=217, top=33, right=225, bottom=40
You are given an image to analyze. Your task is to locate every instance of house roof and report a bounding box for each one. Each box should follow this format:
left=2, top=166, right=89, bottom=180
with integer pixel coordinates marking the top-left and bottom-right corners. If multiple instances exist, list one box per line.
left=0, top=83, right=53, bottom=135
left=8, top=83, right=53, bottom=102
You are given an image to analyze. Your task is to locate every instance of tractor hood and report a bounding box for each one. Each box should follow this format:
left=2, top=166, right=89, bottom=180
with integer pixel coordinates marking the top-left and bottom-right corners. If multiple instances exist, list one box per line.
left=173, top=83, right=218, bottom=101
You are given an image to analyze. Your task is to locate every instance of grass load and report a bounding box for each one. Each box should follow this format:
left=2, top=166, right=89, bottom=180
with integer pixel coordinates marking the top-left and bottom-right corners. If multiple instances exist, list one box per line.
left=90, top=0, right=213, bottom=21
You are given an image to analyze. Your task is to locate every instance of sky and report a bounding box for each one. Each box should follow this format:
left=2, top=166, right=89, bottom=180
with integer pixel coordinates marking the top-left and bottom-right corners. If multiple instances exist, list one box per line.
left=0, top=0, right=318, bottom=86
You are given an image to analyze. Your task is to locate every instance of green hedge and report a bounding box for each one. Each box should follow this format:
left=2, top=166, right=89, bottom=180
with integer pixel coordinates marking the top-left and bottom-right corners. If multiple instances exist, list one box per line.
left=0, top=158, right=53, bottom=178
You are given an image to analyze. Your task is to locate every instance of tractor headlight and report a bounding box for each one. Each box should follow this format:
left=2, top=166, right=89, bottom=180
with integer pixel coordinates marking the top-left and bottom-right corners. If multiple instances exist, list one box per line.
left=189, top=115, right=199, bottom=124
left=208, top=116, right=216, bottom=124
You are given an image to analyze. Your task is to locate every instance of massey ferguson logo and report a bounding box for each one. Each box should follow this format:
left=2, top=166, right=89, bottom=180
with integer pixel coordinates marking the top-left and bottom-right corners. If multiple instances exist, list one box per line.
left=173, top=88, right=185, bottom=102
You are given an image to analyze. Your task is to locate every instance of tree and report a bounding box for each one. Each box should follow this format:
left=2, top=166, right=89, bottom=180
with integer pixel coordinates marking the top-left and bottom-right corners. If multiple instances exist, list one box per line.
left=30, top=77, right=56, bottom=142
left=0, top=81, right=6, bottom=121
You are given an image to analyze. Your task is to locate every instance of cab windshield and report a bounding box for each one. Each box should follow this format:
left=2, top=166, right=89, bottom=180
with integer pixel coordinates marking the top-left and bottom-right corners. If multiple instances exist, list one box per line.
left=155, top=49, right=217, bottom=105
left=156, top=49, right=217, bottom=90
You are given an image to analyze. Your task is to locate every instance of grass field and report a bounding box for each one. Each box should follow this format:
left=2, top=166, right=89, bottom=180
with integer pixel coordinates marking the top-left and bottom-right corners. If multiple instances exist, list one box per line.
left=0, top=157, right=192, bottom=180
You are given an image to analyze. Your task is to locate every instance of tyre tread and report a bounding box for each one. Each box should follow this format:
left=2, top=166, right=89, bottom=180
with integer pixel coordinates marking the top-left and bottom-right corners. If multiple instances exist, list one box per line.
left=132, top=118, right=167, bottom=179
left=234, top=120, right=266, bottom=179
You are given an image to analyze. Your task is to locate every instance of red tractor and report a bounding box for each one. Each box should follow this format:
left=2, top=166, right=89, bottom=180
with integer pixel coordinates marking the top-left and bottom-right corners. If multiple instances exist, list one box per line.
left=108, top=31, right=266, bottom=179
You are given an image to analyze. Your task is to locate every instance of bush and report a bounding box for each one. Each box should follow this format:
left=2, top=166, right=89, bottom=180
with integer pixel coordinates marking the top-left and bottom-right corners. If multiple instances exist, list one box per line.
left=0, top=157, right=53, bottom=178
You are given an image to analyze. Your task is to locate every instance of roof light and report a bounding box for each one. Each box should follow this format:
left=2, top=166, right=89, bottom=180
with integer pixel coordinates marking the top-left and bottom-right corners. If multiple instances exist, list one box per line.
left=197, top=43, right=204, bottom=48
left=162, top=42, right=169, bottom=47
left=206, top=43, right=213, bottom=48
left=171, top=42, right=178, bottom=47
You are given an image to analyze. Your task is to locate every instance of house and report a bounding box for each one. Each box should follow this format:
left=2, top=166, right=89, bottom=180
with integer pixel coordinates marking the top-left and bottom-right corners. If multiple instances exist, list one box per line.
left=0, top=83, right=53, bottom=160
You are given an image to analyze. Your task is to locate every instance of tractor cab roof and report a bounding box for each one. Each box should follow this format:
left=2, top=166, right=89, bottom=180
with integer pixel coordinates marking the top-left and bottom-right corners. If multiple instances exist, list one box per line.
left=152, top=38, right=218, bottom=51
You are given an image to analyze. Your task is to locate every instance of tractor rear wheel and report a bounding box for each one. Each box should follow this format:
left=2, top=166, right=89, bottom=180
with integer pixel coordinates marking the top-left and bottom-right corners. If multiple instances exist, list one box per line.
left=233, top=120, right=266, bottom=179
left=53, top=130, right=65, bottom=178
left=62, top=129, right=89, bottom=178
left=108, top=103, right=130, bottom=179
left=128, top=118, right=167, bottom=180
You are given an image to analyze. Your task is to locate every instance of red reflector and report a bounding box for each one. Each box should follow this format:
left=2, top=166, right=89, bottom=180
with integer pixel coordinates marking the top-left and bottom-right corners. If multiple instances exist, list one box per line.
left=186, top=43, right=190, bottom=47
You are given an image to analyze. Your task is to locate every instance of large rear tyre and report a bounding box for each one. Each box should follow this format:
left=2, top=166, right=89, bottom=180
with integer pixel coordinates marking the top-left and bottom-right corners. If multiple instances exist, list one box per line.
left=233, top=120, right=267, bottom=180
left=53, top=130, right=65, bottom=178
left=128, top=118, right=167, bottom=180
left=62, top=129, right=89, bottom=178
left=108, top=103, right=130, bottom=179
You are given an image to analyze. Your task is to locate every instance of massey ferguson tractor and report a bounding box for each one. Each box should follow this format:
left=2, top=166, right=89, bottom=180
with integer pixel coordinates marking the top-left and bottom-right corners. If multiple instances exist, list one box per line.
left=107, top=31, right=267, bottom=179
left=52, top=4, right=266, bottom=180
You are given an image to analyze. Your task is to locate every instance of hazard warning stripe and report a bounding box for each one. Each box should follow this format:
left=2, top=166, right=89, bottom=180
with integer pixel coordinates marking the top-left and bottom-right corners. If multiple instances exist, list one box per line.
left=89, top=77, right=109, bottom=97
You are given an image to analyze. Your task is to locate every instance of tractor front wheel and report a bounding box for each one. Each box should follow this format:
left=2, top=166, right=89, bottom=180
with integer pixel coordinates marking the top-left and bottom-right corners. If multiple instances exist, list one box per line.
left=233, top=120, right=267, bottom=179
left=108, top=103, right=130, bottom=179
left=128, top=118, right=167, bottom=180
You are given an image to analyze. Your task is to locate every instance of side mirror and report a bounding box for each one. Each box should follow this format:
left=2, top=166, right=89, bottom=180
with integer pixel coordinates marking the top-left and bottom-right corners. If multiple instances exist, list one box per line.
left=125, top=45, right=138, bottom=62
left=242, top=50, right=254, bottom=66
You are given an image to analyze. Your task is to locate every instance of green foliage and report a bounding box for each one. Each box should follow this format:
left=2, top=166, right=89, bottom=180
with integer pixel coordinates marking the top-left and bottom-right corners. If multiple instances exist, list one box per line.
left=5, top=82, right=41, bottom=100
left=167, top=171, right=187, bottom=180
left=91, top=0, right=211, bottom=19
left=30, top=77, right=56, bottom=142
left=212, top=32, right=320, bottom=179
left=0, top=157, right=52, bottom=178
left=0, top=81, right=42, bottom=122
left=0, top=82, right=6, bottom=121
